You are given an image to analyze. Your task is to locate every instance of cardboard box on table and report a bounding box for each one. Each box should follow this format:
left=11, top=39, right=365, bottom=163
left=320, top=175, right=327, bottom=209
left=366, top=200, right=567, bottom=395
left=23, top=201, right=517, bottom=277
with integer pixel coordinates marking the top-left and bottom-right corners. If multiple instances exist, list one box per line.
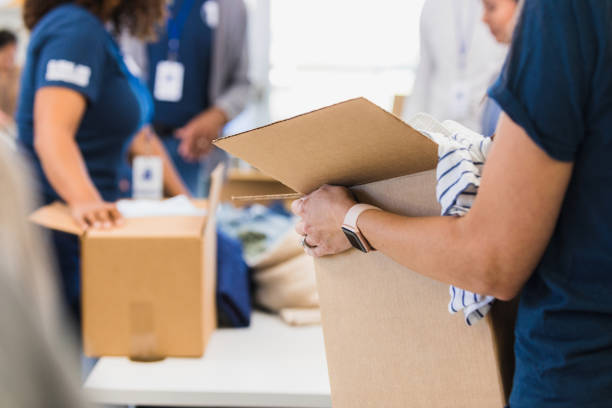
left=29, top=167, right=224, bottom=359
left=214, top=98, right=517, bottom=407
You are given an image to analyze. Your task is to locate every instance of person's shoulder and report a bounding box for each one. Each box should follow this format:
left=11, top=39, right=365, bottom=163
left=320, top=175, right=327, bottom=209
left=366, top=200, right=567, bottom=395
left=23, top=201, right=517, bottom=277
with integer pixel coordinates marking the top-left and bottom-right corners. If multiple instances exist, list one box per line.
left=32, top=4, right=105, bottom=40
left=526, top=0, right=592, bottom=15
left=521, top=0, right=604, bottom=33
left=43, top=4, right=100, bottom=25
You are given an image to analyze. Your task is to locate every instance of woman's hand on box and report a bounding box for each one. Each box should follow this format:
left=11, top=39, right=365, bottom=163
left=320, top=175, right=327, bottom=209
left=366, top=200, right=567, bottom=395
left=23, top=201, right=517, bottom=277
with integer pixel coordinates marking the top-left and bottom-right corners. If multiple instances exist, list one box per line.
left=70, top=201, right=123, bottom=231
left=291, top=185, right=355, bottom=257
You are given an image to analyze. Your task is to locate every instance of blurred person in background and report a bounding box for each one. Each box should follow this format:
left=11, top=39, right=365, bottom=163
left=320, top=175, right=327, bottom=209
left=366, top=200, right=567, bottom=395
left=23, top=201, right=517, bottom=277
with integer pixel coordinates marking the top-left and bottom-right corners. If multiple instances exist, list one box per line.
left=16, top=0, right=188, bottom=329
left=122, top=0, right=251, bottom=197
left=402, top=0, right=507, bottom=133
left=0, top=137, right=88, bottom=408
left=120, top=0, right=253, bottom=339
left=0, top=29, right=19, bottom=132
left=480, top=0, right=520, bottom=136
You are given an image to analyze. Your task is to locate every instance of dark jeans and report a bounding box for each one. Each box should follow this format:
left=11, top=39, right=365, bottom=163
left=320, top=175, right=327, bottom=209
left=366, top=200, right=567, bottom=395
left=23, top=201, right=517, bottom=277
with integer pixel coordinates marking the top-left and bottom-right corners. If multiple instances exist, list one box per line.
left=50, top=229, right=81, bottom=330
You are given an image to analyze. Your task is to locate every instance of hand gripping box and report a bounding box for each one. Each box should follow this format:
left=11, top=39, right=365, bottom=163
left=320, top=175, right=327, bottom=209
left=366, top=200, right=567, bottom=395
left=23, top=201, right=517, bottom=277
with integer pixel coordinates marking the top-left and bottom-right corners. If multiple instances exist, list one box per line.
left=29, top=166, right=224, bottom=359
left=214, top=98, right=517, bottom=407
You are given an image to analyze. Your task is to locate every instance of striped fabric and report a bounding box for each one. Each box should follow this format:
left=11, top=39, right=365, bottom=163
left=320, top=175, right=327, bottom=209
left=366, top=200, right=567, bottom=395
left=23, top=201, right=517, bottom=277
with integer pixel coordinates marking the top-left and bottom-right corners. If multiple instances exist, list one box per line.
left=413, top=116, right=495, bottom=326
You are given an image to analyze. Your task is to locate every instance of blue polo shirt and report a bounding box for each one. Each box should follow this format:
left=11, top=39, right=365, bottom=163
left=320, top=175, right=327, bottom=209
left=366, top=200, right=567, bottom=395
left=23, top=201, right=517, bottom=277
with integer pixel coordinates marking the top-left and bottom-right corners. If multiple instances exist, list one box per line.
left=147, top=0, right=214, bottom=129
left=489, top=1, right=612, bottom=407
left=17, top=4, right=143, bottom=202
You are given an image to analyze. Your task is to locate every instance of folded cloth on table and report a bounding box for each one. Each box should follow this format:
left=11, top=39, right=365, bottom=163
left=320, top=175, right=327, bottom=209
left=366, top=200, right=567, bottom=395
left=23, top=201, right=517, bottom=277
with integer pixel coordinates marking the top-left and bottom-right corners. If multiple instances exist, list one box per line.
left=254, top=253, right=318, bottom=312
left=217, top=202, right=320, bottom=326
left=413, top=115, right=495, bottom=326
left=249, top=228, right=303, bottom=270
left=216, top=229, right=251, bottom=327
left=279, top=308, right=321, bottom=326
left=217, top=202, right=296, bottom=266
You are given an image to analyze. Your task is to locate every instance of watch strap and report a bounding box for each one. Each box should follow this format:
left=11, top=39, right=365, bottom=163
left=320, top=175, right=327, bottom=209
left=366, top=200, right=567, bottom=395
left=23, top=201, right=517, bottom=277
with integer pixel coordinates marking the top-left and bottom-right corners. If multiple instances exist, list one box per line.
left=343, top=204, right=381, bottom=229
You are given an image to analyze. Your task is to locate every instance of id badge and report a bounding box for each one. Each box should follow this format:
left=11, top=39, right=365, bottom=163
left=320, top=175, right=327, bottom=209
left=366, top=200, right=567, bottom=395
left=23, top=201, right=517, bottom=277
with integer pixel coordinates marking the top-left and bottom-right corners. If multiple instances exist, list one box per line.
left=202, top=0, right=219, bottom=28
left=153, top=60, right=185, bottom=102
left=449, top=81, right=471, bottom=119
left=132, top=156, right=164, bottom=200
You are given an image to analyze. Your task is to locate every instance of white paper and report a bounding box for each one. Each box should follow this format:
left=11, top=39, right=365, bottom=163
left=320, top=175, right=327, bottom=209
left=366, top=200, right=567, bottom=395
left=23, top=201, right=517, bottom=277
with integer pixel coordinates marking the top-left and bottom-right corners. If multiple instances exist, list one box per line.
left=132, top=156, right=163, bottom=200
left=117, top=195, right=207, bottom=218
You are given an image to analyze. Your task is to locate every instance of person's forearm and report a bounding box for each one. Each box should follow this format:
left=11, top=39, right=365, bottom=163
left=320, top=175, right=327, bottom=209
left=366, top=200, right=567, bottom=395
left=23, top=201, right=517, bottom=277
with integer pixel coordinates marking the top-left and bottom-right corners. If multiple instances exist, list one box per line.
left=201, top=106, right=228, bottom=134
left=35, top=132, right=101, bottom=204
left=356, top=211, right=506, bottom=299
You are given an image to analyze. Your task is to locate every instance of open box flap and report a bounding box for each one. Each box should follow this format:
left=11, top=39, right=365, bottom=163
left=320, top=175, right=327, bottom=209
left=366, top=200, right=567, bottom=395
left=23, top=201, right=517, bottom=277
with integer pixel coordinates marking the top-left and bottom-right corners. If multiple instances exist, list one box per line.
left=29, top=195, right=217, bottom=239
left=214, top=97, right=438, bottom=194
left=30, top=202, right=209, bottom=238
left=29, top=201, right=83, bottom=236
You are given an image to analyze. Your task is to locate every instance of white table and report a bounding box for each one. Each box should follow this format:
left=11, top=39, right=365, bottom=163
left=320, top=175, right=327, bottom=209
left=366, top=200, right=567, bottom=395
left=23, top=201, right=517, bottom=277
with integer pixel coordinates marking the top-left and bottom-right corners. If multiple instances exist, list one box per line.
left=84, top=312, right=332, bottom=407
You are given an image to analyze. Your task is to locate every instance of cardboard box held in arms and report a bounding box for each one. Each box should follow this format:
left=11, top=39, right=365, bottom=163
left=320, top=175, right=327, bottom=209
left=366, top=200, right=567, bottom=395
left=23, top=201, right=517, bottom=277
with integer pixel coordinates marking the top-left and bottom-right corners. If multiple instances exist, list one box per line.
left=29, top=167, right=224, bottom=359
left=214, top=98, right=517, bottom=408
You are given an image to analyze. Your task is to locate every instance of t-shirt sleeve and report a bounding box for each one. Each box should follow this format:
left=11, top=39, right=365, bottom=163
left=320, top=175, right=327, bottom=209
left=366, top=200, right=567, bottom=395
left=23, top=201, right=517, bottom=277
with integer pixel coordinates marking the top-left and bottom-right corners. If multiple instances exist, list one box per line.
left=488, top=0, right=594, bottom=162
left=34, top=26, right=106, bottom=103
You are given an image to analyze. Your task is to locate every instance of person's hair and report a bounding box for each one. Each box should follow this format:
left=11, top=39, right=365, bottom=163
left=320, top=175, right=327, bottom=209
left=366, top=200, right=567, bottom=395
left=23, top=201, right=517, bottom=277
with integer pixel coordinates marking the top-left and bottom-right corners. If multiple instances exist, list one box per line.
left=23, top=0, right=167, bottom=40
left=0, top=29, right=17, bottom=49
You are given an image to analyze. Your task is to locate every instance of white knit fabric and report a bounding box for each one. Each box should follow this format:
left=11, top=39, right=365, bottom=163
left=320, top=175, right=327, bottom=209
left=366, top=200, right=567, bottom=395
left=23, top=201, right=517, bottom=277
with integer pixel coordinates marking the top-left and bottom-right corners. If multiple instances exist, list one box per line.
left=411, top=114, right=495, bottom=326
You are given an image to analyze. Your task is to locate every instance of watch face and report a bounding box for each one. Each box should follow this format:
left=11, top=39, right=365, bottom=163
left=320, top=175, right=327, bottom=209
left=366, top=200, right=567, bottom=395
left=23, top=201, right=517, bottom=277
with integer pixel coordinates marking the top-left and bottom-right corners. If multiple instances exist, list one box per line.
left=342, top=227, right=368, bottom=253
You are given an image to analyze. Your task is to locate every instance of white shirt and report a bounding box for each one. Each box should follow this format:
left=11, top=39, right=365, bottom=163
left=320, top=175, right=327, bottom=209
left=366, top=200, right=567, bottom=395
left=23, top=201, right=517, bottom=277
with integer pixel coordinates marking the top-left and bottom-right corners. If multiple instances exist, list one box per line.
left=403, top=0, right=508, bottom=132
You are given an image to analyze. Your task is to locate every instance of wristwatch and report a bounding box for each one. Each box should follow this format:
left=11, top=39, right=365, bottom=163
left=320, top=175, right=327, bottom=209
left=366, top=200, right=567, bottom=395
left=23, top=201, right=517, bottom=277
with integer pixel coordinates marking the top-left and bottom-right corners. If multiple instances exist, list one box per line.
left=341, top=204, right=381, bottom=253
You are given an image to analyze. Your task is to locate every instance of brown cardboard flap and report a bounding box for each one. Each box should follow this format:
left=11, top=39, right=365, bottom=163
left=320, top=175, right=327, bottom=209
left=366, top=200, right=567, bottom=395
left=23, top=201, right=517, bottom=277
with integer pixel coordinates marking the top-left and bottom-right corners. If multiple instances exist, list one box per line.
left=86, top=216, right=206, bottom=239
left=201, top=163, right=223, bottom=352
left=214, top=98, right=438, bottom=194
left=30, top=200, right=211, bottom=239
left=350, top=170, right=441, bottom=216
left=207, top=163, right=224, bottom=223
left=29, top=201, right=83, bottom=236
left=232, top=193, right=303, bottom=202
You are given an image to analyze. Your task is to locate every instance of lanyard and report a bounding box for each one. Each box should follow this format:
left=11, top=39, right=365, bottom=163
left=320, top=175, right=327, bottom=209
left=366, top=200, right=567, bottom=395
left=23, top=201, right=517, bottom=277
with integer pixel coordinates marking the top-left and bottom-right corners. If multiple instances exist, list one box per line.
left=167, top=0, right=197, bottom=60
left=453, top=0, right=477, bottom=72
left=104, top=32, right=154, bottom=129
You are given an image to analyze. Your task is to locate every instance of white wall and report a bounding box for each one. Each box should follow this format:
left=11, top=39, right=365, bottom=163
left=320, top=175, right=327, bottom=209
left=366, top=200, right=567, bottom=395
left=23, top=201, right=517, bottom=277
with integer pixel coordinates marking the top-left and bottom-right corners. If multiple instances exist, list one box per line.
left=244, top=0, right=271, bottom=99
left=267, top=0, right=425, bottom=119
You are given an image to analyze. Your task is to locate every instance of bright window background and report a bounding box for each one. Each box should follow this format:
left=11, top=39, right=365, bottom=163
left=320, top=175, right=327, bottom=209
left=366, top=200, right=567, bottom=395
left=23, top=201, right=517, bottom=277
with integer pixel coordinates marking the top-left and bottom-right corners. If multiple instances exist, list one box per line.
left=1, top=0, right=427, bottom=132
left=267, top=0, right=425, bottom=119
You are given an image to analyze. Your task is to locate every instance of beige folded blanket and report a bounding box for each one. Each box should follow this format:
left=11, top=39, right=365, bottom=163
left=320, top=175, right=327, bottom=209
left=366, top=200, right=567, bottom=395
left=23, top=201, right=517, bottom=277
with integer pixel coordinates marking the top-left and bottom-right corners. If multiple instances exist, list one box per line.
left=253, top=229, right=321, bottom=326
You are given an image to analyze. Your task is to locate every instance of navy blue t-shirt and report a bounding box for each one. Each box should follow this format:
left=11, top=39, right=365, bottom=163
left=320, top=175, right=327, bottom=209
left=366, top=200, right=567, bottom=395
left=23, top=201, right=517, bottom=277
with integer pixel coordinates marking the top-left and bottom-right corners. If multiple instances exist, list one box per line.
left=17, top=4, right=142, bottom=202
left=489, top=1, right=612, bottom=407
left=147, top=0, right=214, bottom=129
